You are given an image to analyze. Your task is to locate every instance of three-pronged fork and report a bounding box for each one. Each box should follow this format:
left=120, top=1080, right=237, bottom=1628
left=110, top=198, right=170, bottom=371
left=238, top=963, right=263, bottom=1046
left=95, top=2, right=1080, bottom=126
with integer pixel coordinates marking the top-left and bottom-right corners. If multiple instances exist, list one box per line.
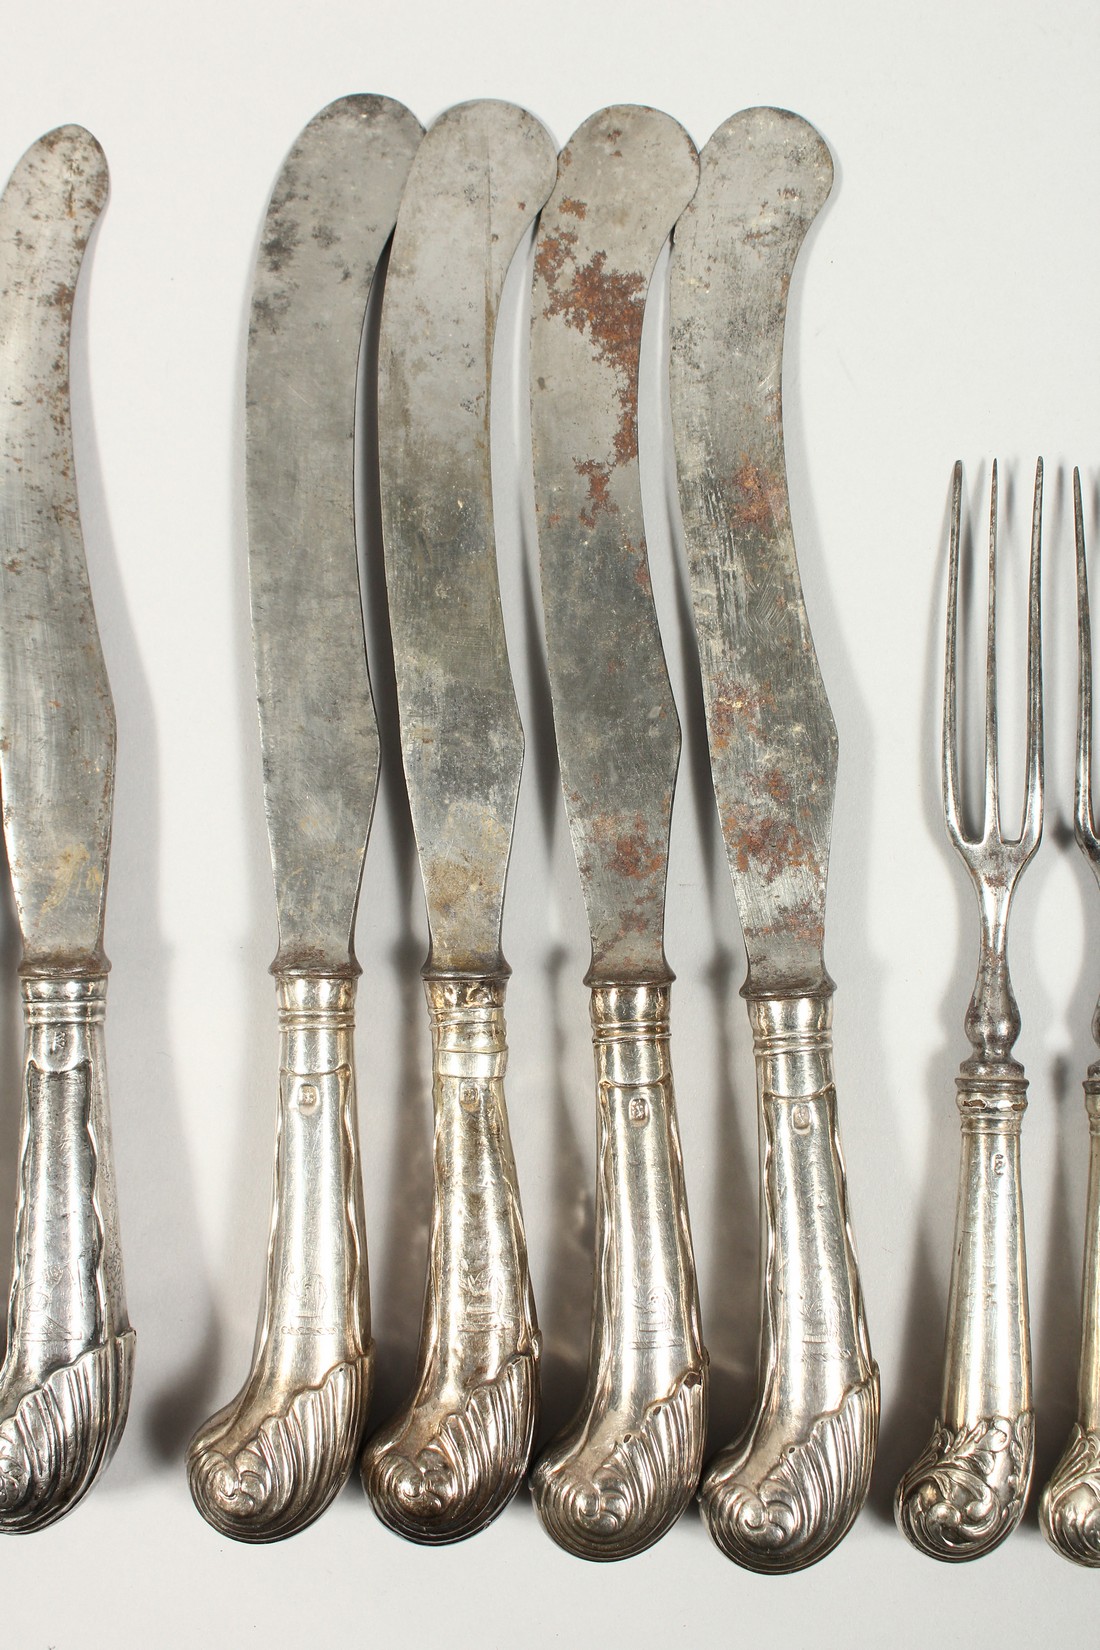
left=1040, top=468, right=1100, bottom=1566
left=896, top=459, right=1043, bottom=1562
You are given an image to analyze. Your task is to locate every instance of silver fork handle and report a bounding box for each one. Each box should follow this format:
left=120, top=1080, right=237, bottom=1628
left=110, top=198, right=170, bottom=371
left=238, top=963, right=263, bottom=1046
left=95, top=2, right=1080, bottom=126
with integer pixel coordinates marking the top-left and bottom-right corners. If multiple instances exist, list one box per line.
left=701, top=991, right=878, bottom=1571
left=1041, top=1074, right=1100, bottom=1565
left=896, top=1066, right=1033, bottom=1560
left=530, top=982, right=707, bottom=1561
left=361, top=975, right=539, bottom=1543
left=0, top=975, right=134, bottom=1533
left=187, top=973, right=372, bottom=1542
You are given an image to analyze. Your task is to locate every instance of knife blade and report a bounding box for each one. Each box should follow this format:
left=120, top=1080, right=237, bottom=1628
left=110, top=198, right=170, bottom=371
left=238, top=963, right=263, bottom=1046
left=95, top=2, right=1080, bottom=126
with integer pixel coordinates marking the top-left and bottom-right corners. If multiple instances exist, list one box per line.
left=527, top=105, right=706, bottom=1561
left=0, top=124, right=134, bottom=1533
left=186, top=94, right=423, bottom=1543
left=361, top=99, right=556, bottom=1545
left=669, top=105, right=877, bottom=1572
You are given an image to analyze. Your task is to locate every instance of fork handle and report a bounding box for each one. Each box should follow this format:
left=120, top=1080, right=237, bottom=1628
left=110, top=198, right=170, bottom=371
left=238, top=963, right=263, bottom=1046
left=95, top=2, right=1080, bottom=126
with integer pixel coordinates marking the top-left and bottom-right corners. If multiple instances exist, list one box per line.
left=700, top=991, right=878, bottom=1572
left=0, top=975, right=134, bottom=1533
left=187, top=973, right=372, bottom=1542
left=1040, top=1073, right=1100, bottom=1565
left=896, top=1068, right=1033, bottom=1561
left=361, top=974, right=539, bottom=1544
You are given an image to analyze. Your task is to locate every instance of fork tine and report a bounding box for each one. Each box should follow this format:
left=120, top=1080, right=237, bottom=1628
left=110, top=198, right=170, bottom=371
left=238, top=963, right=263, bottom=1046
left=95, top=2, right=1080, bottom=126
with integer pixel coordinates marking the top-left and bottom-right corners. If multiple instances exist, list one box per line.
left=1075, top=466, right=1097, bottom=851
left=943, top=459, right=966, bottom=845
left=983, top=461, right=1001, bottom=839
left=1018, top=458, right=1044, bottom=849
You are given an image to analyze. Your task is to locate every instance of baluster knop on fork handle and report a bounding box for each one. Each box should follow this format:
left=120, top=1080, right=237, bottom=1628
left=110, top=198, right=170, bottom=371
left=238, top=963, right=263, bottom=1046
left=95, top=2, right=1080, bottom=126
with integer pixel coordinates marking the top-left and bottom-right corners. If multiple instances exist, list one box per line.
left=1040, top=468, right=1100, bottom=1566
left=896, top=460, right=1043, bottom=1562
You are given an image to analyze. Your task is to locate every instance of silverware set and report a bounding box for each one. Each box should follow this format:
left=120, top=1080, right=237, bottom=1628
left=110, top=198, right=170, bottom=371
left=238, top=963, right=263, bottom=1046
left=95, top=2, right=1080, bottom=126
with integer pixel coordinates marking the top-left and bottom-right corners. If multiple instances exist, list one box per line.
left=0, top=96, right=1095, bottom=1573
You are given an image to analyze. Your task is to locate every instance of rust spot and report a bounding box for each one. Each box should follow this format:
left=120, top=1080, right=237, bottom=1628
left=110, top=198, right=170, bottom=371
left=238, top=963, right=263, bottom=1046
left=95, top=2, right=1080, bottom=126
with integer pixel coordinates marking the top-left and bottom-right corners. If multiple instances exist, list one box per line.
left=540, top=244, right=645, bottom=465
left=49, top=281, right=75, bottom=311
left=725, top=813, right=809, bottom=881
left=576, top=458, right=613, bottom=528
left=729, top=457, right=785, bottom=532
left=559, top=197, right=587, bottom=218
left=709, top=678, right=776, bottom=749
left=588, top=811, right=664, bottom=883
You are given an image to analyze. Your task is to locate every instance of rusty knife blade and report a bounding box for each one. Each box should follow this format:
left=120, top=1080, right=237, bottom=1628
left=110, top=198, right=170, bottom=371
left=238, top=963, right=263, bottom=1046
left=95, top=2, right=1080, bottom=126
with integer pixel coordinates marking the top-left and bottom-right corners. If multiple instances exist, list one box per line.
left=669, top=107, right=836, bottom=995
left=248, top=95, right=423, bottom=975
left=379, top=101, right=557, bottom=975
left=530, top=106, right=698, bottom=983
left=0, top=127, right=113, bottom=973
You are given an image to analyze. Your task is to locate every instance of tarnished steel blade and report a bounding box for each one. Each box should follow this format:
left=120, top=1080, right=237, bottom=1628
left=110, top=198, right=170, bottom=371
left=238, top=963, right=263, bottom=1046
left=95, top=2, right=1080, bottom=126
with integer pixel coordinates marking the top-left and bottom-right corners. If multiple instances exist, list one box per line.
left=380, top=101, right=557, bottom=976
left=0, top=127, right=113, bottom=972
left=670, top=107, right=836, bottom=997
left=248, top=95, right=423, bottom=975
left=530, top=107, right=698, bottom=984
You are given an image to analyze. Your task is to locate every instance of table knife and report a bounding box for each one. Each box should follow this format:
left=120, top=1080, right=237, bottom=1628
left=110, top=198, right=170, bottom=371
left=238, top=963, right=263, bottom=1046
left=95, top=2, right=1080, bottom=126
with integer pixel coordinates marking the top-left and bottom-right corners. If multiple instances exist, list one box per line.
left=0, top=125, right=133, bottom=1534
left=669, top=106, right=877, bottom=1572
left=528, top=106, right=706, bottom=1561
left=186, top=95, right=423, bottom=1542
left=361, top=99, right=556, bottom=1545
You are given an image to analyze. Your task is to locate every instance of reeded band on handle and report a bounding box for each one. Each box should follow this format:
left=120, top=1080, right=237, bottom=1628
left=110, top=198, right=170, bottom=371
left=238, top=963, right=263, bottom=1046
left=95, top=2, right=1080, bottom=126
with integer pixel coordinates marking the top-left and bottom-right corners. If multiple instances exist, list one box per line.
left=0, top=974, right=134, bottom=1533
left=1041, top=1076, right=1100, bottom=1564
left=362, top=974, right=538, bottom=1544
left=701, top=991, right=878, bottom=1573
left=531, top=982, right=706, bottom=1561
left=896, top=1063, right=1032, bottom=1561
left=187, top=973, right=371, bottom=1542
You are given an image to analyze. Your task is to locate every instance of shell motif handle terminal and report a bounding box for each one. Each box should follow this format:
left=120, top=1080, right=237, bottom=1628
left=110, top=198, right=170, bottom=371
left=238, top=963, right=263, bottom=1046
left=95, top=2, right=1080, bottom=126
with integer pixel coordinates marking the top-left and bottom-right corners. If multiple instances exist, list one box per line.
left=1040, top=1072, right=1100, bottom=1564
left=531, top=983, right=706, bottom=1561
left=187, top=974, right=371, bottom=1542
left=362, top=975, right=538, bottom=1543
left=0, top=975, right=134, bottom=1533
left=701, top=992, right=878, bottom=1573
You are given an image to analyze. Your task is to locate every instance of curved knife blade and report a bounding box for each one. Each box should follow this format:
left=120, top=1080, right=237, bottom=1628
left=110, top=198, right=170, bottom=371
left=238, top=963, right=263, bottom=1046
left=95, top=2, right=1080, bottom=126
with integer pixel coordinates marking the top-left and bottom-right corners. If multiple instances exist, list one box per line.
left=530, top=107, right=698, bottom=984
left=669, top=106, right=835, bottom=996
left=380, top=100, right=557, bottom=976
left=248, top=94, right=423, bottom=975
left=0, top=126, right=112, bottom=973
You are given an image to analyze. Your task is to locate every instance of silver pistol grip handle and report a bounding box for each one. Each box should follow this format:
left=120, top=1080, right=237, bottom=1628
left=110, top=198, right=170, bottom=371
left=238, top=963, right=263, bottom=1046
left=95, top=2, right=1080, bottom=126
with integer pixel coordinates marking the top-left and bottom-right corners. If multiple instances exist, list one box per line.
left=362, top=975, right=539, bottom=1543
left=1041, top=1075, right=1100, bottom=1565
left=0, top=975, right=134, bottom=1533
left=702, top=992, right=878, bottom=1572
left=531, top=983, right=707, bottom=1561
left=896, top=1071, right=1032, bottom=1560
left=187, top=973, right=371, bottom=1542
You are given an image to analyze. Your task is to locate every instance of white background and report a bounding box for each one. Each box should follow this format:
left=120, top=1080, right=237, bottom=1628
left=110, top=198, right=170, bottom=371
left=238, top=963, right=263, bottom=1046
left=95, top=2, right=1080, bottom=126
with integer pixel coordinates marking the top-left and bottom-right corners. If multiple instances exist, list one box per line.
left=2, top=0, right=1099, bottom=1643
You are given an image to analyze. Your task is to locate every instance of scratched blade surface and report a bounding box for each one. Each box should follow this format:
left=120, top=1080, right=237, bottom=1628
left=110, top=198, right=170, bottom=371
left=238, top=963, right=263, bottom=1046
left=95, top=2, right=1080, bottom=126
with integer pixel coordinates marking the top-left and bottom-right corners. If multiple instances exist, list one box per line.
left=669, top=108, right=836, bottom=995
left=530, top=107, right=698, bottom=982
left=380, top=101, right=557, bottom=975
left=248, top=96, right=422, bottom=973
left=0, top=127, right=113, bottom=970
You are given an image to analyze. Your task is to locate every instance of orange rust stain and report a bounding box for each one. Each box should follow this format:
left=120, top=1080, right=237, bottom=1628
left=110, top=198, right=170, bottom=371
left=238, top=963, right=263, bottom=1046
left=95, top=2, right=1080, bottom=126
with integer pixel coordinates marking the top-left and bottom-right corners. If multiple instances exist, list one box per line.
left=605, top=812, right=663, bottom=882
left=729, top=457, right=784, bottom=532
left=725, top=813, right=810, bottom=880
left=576, top=458, right=613, bottom=528
left=709, top=679, right=775, bottom=750
left=541, top=246, right=645, bottom=465
left=559, top=197, right=587, bottom=218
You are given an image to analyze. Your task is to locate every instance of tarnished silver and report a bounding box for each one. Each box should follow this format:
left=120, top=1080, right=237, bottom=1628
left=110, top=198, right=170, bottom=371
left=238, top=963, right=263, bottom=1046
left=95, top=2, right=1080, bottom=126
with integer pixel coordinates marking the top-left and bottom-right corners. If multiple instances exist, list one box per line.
left=670, top=107, right=877, bottom=1572
left=529, top=106, right=706, bottom=1562
left=0, top=127, right=133, bottom=1532
left=361, top=101, right=556, bottom=1544
left=896, top=460, right=1042, bottom=1561
left=186, top=95, right=423, bottom=1542
left=1040, top=468, right=1100, bottom=1566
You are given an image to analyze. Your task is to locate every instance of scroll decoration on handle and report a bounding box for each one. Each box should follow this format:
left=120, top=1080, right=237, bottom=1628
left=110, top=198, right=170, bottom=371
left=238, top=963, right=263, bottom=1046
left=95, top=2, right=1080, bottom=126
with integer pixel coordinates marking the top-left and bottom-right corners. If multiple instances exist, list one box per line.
left=529, top=105, right=707, bottom=1562
left=361, top=101, right=557, bottom=1544
left=0, top=128, right=134, bottom=1532
left=669, top=107, right=878, bottom=1571
left=185, top=95, right=424, bottom=1542
left=895, top=460, right=1042, bottom=1561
